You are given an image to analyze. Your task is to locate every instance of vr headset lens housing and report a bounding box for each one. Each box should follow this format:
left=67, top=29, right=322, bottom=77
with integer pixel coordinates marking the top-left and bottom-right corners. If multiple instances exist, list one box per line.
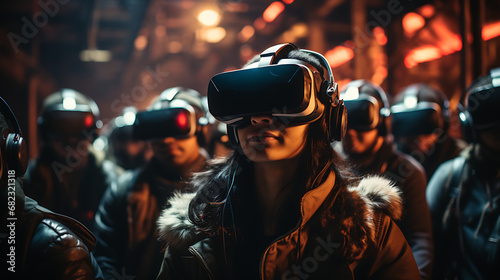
left=467, top=87, right=500, bottom=130
left=391, top=102, right=443, bottom=137
left=45, top=111, right=95, bottom=138
left=133, top=107, right=195, bottom=140
left=207, top=64, right=322, bottom=128
left=343, top=96, right=380, bottom=131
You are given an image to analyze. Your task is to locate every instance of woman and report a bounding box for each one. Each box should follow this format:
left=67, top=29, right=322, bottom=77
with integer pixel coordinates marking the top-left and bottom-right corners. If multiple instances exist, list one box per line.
left=156, top=44, right=419, bottom=279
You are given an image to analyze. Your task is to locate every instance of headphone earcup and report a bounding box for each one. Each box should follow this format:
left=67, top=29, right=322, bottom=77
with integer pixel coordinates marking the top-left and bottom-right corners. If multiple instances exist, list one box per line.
left=328, top=101, right=347, bottom=142
left=6, top=133, right=28, bottom=175
left=459, top=110, right=475, bottom=143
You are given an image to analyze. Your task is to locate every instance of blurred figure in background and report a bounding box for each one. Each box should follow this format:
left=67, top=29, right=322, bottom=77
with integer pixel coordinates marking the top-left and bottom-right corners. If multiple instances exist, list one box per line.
left=391, top=83, right=466, bottom=180
left=427, top=68, right=500, bottom=280
left=336, top=80, right=433, bottom=280
left=23, top=89, right=122, bottom=229
left=0, top=96, right=103, bottom=280
left=94, top=107, right=151, bottom=171
left=93, top=87, right=209, bottom=280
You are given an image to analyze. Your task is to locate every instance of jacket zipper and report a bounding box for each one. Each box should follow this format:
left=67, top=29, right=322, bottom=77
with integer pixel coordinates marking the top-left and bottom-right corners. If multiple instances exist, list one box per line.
left=259, top=223, right=303, bottom=279
left=188, top=246, right=214, bottom=280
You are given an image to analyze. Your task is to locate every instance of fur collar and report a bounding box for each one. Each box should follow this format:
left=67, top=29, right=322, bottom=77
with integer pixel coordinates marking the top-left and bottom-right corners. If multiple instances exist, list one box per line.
left=157, top=173, right=402, bottom=250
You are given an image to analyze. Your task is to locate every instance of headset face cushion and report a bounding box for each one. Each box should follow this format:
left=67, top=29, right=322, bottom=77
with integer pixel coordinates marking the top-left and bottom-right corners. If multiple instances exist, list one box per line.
left=133, top=107, right=196, bottom=140
left=44, top=110, right=95, bottom=138
left=343, top=97, right=380, bottom=131
left=391, top=102, right=442, bottom=137
left=467, top=87, right=500, bottom=130
left=208, top=64, right=322, bottom=128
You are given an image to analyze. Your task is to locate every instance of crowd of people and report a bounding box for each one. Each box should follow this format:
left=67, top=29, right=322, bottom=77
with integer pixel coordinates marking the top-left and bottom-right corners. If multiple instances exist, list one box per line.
left=1, top=43, right=499, bottom=279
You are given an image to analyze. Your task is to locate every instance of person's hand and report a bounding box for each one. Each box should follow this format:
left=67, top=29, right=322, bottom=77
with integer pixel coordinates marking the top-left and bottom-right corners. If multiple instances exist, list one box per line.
left=126, top=183, right=158, bottom=248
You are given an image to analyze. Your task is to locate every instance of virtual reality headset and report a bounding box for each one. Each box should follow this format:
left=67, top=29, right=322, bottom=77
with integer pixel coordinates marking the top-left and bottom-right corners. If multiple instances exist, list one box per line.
left=343, top=95, right=382, bottom=131
left=132, top=106, right=197, bottom=140
left=41, top=110, right=96, bottom=138
left=391, top=102, right=443, bottom=137
left=467, top=86, right=500, bottom=130
left=207, top=63, right=323, bottom=128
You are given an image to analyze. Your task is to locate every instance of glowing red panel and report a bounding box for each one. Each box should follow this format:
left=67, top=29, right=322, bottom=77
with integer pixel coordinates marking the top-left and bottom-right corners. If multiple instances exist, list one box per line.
left=85, top=115, right=93, bottom=127
left=176, top=111, right=188, bottom=130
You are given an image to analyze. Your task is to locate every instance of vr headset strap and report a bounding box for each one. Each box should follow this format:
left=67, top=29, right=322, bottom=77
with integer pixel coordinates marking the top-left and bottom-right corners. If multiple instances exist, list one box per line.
left=258, top=43, right=298, bottom=66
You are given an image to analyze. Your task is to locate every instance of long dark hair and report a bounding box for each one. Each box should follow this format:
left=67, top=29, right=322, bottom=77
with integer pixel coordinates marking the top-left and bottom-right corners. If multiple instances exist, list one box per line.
left=188, top=50, right=356, bottom=236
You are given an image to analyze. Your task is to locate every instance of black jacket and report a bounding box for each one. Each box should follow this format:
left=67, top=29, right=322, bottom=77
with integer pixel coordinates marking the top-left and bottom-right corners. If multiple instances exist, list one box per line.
left=343, top=141, right=433, bottom=280
left=23, top=148, right=122, bottom=230
left=156, top=169, right=420, bottom=279
left=1, top=180, right=103, bottom=280
left=427, top=147, right=500, bottom=280
left=93, top=155, right=207, bottom=280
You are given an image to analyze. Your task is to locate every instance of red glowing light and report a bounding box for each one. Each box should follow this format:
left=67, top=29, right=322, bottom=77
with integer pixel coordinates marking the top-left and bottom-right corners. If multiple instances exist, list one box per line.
left=403, top=12, right=425, bottom=36
left=263, top=2, right=285, bottom=23
left=176, top=111, right=188, bottom=130
left=404, top=46, right=442, bottom=68
left=482, top=21, right=500, bottom=41
left=282, top=0, right=294, bottom=4
left=373, top=27, right=387, bottom=45
left=419, top=5, right=435, bottom=18
left=254, top=17, right=266, bottom=30
left=325, top=46, right=354, bottom=68
left=84, top=115, right=93, bottom=127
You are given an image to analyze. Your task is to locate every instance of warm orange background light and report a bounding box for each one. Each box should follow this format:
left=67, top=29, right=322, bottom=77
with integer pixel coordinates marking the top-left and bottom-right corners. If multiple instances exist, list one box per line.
left=373, top=27, right=387, bottom=45
left=419, top=5, right=435, bottom=18
left=263, top=2, right=285, bottom=23
left=403, top=12, right=426, bottom=36
left=405, top=46, right=442, bottom=68
left=325, top=46, right=354, bottom=68
left=254, top=17, right=266, bottom=30
left=483, top=21, right=500, bottom=41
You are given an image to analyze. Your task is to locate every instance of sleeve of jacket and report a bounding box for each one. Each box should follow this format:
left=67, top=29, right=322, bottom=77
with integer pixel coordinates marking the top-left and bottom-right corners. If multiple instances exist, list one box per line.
left=92, top=171, right=133, bottom=279
left=367, top=214, right=421, bottom=280
left=25, top=219, right=103, bottom=280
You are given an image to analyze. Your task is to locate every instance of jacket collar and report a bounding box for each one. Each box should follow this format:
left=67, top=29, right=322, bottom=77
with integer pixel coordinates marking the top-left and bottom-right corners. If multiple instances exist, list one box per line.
left=300, top=171, right=336, bottom=226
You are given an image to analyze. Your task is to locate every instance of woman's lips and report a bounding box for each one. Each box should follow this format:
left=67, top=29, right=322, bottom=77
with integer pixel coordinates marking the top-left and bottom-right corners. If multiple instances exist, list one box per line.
left=247, top=131, right=279, bottom=143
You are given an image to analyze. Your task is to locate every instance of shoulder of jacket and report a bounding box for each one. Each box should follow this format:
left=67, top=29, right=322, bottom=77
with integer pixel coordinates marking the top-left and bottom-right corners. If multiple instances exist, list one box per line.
left=156, top=192, right=201, bottom=249
left=392, top=150, right=426, bottom=178
left=349, top=175, right=403, bottom=222
left=29, top=218, right=91, bottom=255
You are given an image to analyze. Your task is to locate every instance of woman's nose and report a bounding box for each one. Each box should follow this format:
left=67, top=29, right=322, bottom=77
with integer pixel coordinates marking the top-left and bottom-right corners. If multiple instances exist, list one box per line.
left=250, top=115, right=273, bottom=126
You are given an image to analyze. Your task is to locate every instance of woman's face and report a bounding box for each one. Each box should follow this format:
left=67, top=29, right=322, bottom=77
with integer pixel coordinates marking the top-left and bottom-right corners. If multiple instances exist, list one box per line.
left=237, top=115, right=308, bottom=162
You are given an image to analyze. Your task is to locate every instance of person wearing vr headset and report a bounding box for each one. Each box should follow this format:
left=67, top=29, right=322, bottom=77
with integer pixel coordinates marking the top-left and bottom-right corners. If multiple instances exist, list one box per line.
left=23, top=89, right=122, bottom=230
left=391, top=83, right=467, bottom=180
left=337, top=80, right=433, bottom=279
left=156, top=44, right=419, bottom=279
left=95, top=106, right=152, bottom=171
left=92, top=87, right=209, bottom=280
left=426, top=68, right=500, bottom=280
left=0, top=96, right=104, bottom=279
